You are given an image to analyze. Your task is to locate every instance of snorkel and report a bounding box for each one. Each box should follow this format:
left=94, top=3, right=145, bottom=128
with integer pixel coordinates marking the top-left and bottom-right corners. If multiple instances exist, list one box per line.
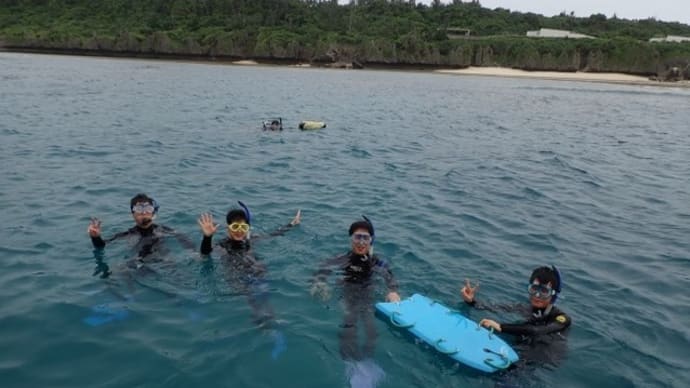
left=551, top=265, right=562, bottom=304
left=238, top=200, right=252, bottom=240
left=362, top=215, right=375, bottom=256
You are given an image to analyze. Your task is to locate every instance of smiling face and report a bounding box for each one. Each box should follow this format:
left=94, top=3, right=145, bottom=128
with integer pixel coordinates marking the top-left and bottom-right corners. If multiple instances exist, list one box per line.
left=226, top=217, right=250, bottom=241
left=350, top=227, right=372, bottom=255
left=131, top=202, right=156, bottom=229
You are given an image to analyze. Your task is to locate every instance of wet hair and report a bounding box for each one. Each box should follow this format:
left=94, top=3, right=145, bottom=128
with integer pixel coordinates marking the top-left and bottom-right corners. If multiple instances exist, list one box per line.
left=226, top=209, right=249, bottom=224
left=530, top=266, right=560, bottom=290
left=271, top=120, right=280, bottom=126
left=348, top=220, right=374, bottom=236
left=130, top=193, right=157, bottom=212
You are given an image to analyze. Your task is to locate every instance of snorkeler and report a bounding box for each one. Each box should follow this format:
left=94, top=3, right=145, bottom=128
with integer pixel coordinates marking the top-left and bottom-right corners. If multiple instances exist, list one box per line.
left=87, top=193, right=194, bottom=274
left=310, top=217, right=401, bottom=362
left=197, top=202, right=299, bottom=359
left=263, top=118, right=283, bottom=131
left=197, top=202, right=299, bottom=351
left=461, top=266, right=571, bottom=367
left=197, top=201, right=301, bottom=256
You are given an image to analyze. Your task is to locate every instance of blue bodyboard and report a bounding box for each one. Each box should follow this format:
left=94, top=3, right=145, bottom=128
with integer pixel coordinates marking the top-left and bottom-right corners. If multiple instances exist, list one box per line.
left=376, top=293, right=519, bottom=373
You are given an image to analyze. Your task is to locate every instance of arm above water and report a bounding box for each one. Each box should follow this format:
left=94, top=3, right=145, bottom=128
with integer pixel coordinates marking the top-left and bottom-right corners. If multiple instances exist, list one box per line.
left=87, top=217, right=131, bottom=249
left=483, top=312, right=572, bottom=336
left=88, top=217, right=106, bottom=248
left=460, top=279, right=523, bottom=313
left=198, top=213, right=218, bottom=256
left=200, top=235, right=215, bottom=256
left=254, top=209, right=302, bottom=240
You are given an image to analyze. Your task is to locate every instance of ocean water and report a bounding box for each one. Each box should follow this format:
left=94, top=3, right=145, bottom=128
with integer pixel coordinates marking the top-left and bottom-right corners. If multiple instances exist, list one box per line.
left=1, top=52, right=689, bottom=388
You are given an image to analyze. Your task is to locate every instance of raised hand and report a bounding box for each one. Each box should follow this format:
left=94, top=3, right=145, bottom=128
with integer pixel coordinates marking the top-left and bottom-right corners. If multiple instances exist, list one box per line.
left=461, top=278, right=479, bottom=303
left=290, top=209, right=302, bottom=226
left=197, top=213, right=218, bottom=237
left=87, top=217, right=102, bottom=238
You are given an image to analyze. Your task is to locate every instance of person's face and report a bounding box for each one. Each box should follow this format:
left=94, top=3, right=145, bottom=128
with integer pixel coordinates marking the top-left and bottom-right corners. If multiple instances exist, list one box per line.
left=350, top=227, right=372, bottom=255
left=227, top=219, right=250, bottom=241
left=528, top=280, right=554, bottom=309
left=131, top=202, right=155, bottom=228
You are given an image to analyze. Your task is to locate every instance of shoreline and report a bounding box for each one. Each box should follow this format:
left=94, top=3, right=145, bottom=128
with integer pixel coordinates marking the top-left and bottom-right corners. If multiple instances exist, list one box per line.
left=435, top=67, right=690, bottom=87
left=2, top=48, right=689, bottom=88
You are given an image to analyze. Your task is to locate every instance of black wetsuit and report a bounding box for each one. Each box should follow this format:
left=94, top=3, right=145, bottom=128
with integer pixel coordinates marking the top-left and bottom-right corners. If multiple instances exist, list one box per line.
left=91, top=224, right=194, bottom=259
left=467, top=300, right=571, bottom=367
left=200, top=235, right=283, bottom=327
left=90, top=223, right=195, bottom=295
left=200, top=237, right=267, bottom=281
left=314, top=251, right=398, bottom=361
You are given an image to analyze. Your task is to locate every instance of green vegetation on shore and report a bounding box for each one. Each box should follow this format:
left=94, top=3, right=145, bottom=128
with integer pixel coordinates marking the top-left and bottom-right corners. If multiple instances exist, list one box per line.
left=2, top=0, right=690, bottom=77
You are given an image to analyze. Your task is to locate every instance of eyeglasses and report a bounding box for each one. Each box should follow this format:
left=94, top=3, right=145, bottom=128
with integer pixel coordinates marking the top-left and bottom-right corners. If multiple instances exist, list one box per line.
left=351, top=233, right=372, bottom=243
left=132, top=204, right=155, bottom=214
left=527, top=283, right=554, bottom=300
left=228, top=222, right=250, bottom=233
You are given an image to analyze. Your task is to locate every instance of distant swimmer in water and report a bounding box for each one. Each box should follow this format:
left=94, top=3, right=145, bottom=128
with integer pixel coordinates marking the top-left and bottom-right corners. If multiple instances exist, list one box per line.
left=461, top=265, right=572, bottom=369
left=87, top=193, right=194, bottom=276
left=197, top=202, right=300, bottom=359
left=310, top=217, right=400, bottom=388
left=263, top=118, right=283, bottom=131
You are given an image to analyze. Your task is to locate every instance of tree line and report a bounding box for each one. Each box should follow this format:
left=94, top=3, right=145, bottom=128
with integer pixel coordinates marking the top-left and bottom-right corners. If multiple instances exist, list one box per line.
left=1, top=0, right=689, bottom=76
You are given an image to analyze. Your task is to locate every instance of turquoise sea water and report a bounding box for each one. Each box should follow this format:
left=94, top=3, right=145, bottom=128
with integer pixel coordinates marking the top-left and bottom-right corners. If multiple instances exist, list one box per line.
left=1, top=52, right=689, bottom=388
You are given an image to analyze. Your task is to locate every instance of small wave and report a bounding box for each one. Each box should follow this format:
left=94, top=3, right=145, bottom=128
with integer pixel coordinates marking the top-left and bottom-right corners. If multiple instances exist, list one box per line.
left=621, top=151, right=654, bottom=160
left=551, top=155, right=589, bottom=175
left=522, top=186, right=545, bottom=199
left=177, top=158, right=200, bottom=168
left=346, top=145, right=372, bottom=158
left=33, top=242, right=54, bottom=250
left=0, top=245, right=43, bottom=255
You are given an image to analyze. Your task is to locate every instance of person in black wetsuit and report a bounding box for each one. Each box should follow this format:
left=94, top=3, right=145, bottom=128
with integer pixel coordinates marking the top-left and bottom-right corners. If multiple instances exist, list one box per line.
left=461, top=266, right=571, bottom=367
left=197, top=201, right=301, bottom=327
left=263, top=118, right=282, bottom=131
left=310, top=217, right=401, bottom=362
left=87, top=193, right=194, bottom=276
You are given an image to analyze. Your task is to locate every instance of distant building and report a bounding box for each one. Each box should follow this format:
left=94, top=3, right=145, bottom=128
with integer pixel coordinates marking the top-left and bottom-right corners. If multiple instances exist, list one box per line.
left=649, top=35, right=690, bottom=43
left=442, top=27, right=471, bottom=39
left=526, top=28, right=594, bottom=39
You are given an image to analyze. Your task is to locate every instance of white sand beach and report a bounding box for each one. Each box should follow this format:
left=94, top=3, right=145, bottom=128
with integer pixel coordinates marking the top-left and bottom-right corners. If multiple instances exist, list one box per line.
left=436, top=66, right=657, bottom=85
left=232, top=59, right=259, bottom=65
